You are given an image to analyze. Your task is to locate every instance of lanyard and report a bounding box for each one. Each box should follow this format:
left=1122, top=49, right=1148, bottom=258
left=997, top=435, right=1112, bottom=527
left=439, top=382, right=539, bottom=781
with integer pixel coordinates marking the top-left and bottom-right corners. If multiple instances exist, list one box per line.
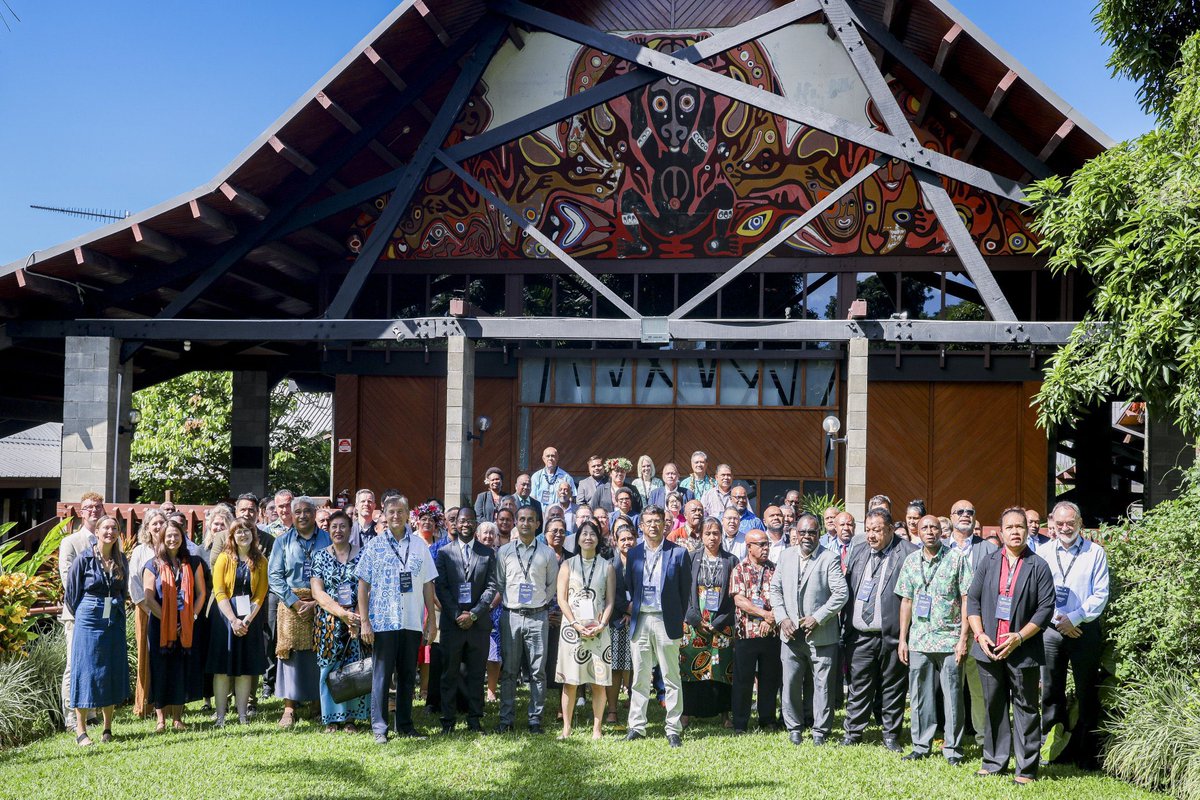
left=1001, top=554, right=1022, bottom=597
left=515, top=541, right=538, bottom=583
left=1054, top=542, right=1081, bottom=582
left=702, top=556, right=721, bottom=587
left=919, top=546, right=946, bottom=593
left=297, top=533, right=317, bottom=564
left=95, top=548, right=116, bottom=596
left=385, top=534, right=411, bottom=570
left=753, top=562, right=769, bottom=596
left=644, top=545, right=663, bottom=585
left=581, top=556, right=598, bottom=589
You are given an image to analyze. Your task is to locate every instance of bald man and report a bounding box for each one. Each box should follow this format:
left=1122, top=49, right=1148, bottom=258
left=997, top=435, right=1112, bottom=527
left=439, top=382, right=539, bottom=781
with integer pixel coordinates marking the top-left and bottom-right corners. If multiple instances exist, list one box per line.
left=530, top=447, right=575, bottom=507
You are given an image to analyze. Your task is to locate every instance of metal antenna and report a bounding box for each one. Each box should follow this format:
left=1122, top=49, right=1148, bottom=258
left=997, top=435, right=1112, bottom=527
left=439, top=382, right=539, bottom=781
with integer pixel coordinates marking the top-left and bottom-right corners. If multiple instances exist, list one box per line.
left=30, top=204, right=130, bottom=222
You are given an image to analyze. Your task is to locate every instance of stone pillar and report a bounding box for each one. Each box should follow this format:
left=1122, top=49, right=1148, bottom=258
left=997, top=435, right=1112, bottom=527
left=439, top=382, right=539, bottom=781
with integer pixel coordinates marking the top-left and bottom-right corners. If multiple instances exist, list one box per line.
left=230, top=371, right=271, bottom=498
left=61, top=336, right=132, bottom=503
left=444, top=336, right=476, bottom=507
left=845, top=337, right=869, bottom=526
left=1144, top=404, right=1196, bottom=510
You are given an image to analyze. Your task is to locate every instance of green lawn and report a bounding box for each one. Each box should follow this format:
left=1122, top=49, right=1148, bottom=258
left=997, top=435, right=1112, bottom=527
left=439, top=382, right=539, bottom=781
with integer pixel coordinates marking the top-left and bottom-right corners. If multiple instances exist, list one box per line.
left=0, top=694, right=1161, bottom=800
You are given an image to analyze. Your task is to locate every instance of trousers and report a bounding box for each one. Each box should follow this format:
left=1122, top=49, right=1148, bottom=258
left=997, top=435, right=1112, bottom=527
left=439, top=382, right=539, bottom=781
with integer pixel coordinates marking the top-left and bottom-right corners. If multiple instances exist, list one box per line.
left=370, top=629, right=421, bottom=736
left=781, top=636, right=838, bottom=737
left=628, top=613, right=683, bottom=736
left=909, top=650, right=965, bottom=758
left=499, top=609, right=549, bottom=726
left=731, top=637, right=782, bottom=731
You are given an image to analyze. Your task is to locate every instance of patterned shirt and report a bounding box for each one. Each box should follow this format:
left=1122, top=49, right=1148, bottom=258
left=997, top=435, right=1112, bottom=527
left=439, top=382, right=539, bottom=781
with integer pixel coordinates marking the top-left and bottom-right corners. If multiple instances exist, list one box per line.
left=680, top=474, right=716, bottom=497
left=730, top=559, right=777, bottom=640
left=894, top=545, right=973, bottom=653
left=356, top=533, right=437, bottom=633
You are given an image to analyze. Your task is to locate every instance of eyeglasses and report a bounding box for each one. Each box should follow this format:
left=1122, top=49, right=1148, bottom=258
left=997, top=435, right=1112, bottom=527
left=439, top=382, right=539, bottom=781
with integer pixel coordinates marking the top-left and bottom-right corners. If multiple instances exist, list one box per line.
left=732, top=495, right=748, bottom=501
left=952, top=509, right=976, bottom=517
left=796, top=528, right=820, bottom=536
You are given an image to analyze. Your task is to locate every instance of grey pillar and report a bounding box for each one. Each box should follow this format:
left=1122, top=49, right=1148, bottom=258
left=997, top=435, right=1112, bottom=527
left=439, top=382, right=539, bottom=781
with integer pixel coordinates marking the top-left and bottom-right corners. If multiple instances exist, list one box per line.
left=444, top=336, right=476, bottom=507
left=231, top=371, right=272, bottom=498
left=1144, top=404, right=1196, bottom=510
left=845, top=337, right=868, bottom=526
left=61, top=336, right=132, bottom=503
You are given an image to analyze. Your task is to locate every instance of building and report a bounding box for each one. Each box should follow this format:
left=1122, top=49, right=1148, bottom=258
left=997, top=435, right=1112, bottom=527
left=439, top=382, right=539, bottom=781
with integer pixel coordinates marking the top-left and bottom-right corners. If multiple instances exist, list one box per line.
left=0, top=0, right=1175, bottom=525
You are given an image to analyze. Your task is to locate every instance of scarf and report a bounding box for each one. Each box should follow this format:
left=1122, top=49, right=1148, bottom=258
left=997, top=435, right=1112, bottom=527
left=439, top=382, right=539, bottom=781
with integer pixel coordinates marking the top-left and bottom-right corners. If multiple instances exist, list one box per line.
left=158, top=557, right=195, bottom=649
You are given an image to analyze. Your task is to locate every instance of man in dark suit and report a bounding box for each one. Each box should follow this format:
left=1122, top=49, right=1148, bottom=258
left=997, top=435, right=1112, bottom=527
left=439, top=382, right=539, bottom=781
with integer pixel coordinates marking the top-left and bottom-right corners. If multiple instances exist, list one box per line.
left=841, top=507, right=917, bottom=750
left=508, top=474, right=544, bottom=532
left=433, top=506, right=499, bottom=733
left=967, top=506, right=1056, bottom=785
left=623, top=504, right=692, bottom=747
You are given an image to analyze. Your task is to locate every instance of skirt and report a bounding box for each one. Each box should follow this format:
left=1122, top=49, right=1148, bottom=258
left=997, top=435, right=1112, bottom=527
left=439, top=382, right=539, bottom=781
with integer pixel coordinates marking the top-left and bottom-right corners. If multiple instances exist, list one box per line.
left=146, top=612, right=204, bottom=708
left=488, top=606, right=502, bottom=663
left=133, top=606, right=151, bottom=717
left=69, top=595, right=129, bottom=710
left=276, top=650, right=322, bottom=702
left=610, top=618, right=632, bottom=672
left=206, top=606, right=268, bottom=677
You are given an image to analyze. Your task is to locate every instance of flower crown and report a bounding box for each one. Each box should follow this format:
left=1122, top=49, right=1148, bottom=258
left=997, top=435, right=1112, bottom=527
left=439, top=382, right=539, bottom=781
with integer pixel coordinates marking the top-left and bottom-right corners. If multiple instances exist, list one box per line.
left=413, top=500, right=445, bottom=527
left=605, top=457, right=632, bottom=473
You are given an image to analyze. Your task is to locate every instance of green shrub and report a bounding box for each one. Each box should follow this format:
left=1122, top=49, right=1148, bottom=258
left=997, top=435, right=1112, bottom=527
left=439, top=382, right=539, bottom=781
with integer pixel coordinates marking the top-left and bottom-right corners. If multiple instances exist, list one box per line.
left=1097, top=468, right=1200, bottom=681
left=0, top=625, right=65, bottom=749
left=800, top=493, right=843, bottom=519
left=1104, top=666, right=1200, bottom=799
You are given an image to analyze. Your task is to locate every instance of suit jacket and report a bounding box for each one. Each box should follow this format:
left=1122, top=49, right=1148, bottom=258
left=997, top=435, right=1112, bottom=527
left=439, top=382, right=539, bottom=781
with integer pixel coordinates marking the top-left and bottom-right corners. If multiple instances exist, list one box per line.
left=967, top=548, right=1056, bottom=668
left=506, top=494, right=544, bottom=522
left=684, top=549, right=739, bottom=632
left=594, top=483, right=643, bottom=516
left=434, top=539, right=500, bottom=632
left=943, top=534, right=998, bottom=572
left=648, top=484, right=694, bottom=509
left=842, top=536, right=918, bottom=643
left=575, top=476, right=605, bottom=507
left=769, top=545, right=849, bottom=647
left=58, top=528, right=96, bottom=622
left=624, top=538, right=692, bottom=639
left=473, top=491, right=504, bottom=522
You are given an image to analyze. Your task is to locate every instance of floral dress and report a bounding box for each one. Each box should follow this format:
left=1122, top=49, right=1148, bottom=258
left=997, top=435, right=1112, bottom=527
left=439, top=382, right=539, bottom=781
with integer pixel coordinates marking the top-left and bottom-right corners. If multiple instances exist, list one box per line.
left=312, top=548, right=370, bottom=724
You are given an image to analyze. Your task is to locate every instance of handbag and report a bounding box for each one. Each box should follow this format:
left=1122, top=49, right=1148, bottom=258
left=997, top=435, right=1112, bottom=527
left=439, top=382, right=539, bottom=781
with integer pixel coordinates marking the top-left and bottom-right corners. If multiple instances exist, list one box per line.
left=326, top=650, right=373, bottom=704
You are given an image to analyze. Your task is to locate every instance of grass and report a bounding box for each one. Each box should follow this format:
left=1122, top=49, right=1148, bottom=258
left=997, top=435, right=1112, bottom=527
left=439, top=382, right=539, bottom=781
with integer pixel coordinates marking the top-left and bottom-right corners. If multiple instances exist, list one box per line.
left=0, top=692, right=1163, bottom=800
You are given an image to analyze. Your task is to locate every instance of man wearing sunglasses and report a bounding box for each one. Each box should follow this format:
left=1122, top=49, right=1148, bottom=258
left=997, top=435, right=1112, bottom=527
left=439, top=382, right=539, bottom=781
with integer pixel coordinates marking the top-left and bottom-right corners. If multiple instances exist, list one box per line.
left=944, top=499, right=998, bottom=746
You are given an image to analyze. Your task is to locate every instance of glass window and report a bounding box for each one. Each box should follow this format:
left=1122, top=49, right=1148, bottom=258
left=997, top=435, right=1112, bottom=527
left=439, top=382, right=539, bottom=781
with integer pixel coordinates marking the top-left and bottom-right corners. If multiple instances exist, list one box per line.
left=676, top=359, right=717, bottom=405
left=636, top=359, right=674, bottom=405
left=594, top=358, right=633, bottom=404
left=762, top=360, right=801, bottom=406
left=720, top=360, right=760, bottom=406
left=554, top=360, right=593, bottom=404
left=520, top=359, right=551, bottom=403
left=805, top=273, right=839, bottom=320
left=804, top=360, right=838, bottom=407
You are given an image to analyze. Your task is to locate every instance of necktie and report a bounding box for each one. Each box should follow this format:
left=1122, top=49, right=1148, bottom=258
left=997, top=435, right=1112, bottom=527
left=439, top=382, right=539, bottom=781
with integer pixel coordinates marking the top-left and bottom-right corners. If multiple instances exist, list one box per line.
left=840, top=543, right=849, bottom=572
left=862, top=551, right=885, bottom=624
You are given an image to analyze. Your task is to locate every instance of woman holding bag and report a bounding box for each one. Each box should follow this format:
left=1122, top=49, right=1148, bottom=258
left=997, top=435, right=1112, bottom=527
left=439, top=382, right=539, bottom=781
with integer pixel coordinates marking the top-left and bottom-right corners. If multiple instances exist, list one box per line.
left=311, top=510, right=370, bottom=732
left=207, top=519, right=268, bottom=726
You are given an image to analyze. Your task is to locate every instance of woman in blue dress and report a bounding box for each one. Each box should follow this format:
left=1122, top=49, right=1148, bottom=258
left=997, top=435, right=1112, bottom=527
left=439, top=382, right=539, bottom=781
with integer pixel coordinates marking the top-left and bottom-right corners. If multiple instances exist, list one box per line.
left=142, top=519, right=208, bottom=732
left=310, top=510, right=370, bottom=732
left=65, top=515, right=130, bottom=746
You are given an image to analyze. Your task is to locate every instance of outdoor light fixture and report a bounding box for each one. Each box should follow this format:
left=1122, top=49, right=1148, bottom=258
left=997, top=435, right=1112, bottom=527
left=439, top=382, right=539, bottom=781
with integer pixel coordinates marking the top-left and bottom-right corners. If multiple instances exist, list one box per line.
left=119, top=409, right=142, bottom=435
left=466, top=415, right=492, bottom=447
left=183, top=340, right=192, bottom=352
left=823, top=415, right=846, bottom=450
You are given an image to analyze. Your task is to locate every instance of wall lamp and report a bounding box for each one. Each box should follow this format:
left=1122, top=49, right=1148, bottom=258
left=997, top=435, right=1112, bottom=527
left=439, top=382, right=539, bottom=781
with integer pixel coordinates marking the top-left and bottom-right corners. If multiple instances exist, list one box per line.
left=119, top=409, right=142, bottom=435
left=466, top=415, right=492, bottom=447
left=822, top=415, right=846, bottom=451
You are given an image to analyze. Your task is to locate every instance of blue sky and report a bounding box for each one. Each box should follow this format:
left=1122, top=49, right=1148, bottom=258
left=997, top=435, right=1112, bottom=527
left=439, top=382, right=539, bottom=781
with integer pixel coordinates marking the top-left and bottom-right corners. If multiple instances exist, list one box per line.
left=0, top=0, right=1155, bottom=265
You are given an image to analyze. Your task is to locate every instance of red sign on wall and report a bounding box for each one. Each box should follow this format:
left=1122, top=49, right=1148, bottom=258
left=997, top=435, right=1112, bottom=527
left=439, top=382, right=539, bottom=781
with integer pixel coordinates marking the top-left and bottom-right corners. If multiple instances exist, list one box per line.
left=337, top=438, right=352, bottom=454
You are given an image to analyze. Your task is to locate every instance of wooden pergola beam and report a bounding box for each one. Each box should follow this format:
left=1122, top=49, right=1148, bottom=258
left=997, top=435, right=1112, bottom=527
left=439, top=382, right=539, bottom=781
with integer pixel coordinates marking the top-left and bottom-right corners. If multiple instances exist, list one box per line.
left=189, top=200, right=238, bottom=240
left=364, top=45, right=436, bottom=122
left=316, top=91, right=404, bottom=168
left=219, top=182, right=270, bottom=220
left=915, top=22, right=962, bottom=125
left=961, top=69, right=1019, bottom=159
left=131, top=223, right=187, bottom=262
left=415, top=0, right=452, bottom=46
left=268, top=136, right=318, bottom=175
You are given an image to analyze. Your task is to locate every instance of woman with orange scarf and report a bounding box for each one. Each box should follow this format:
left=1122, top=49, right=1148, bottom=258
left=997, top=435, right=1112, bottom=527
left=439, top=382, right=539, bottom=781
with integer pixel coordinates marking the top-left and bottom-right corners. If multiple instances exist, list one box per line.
left=142, top=520, right=207, bottom=732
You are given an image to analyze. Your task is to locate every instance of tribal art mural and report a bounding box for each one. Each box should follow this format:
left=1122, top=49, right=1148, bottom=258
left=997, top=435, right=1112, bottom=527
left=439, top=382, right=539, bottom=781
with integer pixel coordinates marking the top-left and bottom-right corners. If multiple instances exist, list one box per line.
left=349, top=30, right=1039, bottom=261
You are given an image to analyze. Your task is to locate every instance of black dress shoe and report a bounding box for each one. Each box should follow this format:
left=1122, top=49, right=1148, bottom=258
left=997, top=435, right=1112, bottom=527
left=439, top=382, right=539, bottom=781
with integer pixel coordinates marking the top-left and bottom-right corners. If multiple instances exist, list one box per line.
left=399, top=729, right=427, bottom=739
left=494, top=723, right=514, bottom=734
left=812, top=735, right=827, bottom=746
left=528, top=723, right=543, bottom=735
left=789, top=731, right=803, bottom=745
left=947, top=757, right=963, bottom=766
left=667, top=734, right=683, bottom=748
left=440, top=723, right=454, bottom=734
left=901, top=751, right=931, bottom=761
left=841, top=734, right=861, bottom=746
left=466, top=722, right=484, bottom=733
left=625, top=730, right=645, bottom=741
left=732, top=729, right=747, bottom=735
left=882, top=737, right=904, bottom=752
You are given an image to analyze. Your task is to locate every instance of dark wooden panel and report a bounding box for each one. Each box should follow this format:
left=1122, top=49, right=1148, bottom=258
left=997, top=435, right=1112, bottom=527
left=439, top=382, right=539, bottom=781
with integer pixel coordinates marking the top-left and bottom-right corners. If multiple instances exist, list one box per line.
left=930, top=382, right=1020, bottom=523
left=673, top=408, right=827, bottom=478
left=1020, top=381, right=1048, bottom=515
left=530, top=406, right=674, bottom=479
left=867, top=382, right=932, bottom=512
left=331, top=374, right=359, bottom=497
left=356, top=376, right=441, bottom=504
left=463, top=377, right=517, bottom=506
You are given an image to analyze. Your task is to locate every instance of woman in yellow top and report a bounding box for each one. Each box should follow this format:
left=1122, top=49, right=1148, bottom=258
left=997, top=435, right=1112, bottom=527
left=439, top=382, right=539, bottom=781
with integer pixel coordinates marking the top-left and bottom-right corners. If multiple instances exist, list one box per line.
left=207, top=520, right=269, bottom=725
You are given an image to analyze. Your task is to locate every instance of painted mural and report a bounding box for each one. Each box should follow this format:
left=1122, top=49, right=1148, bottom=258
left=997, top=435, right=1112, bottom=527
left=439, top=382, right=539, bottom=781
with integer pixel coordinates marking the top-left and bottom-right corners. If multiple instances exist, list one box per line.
left=348, top=26, right=1038, bottom=261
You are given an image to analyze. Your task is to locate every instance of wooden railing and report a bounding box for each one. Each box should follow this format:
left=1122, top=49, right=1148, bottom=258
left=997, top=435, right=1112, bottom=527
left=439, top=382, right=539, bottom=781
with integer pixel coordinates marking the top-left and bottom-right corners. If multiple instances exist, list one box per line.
left=56, top=502, right=211, bottom=541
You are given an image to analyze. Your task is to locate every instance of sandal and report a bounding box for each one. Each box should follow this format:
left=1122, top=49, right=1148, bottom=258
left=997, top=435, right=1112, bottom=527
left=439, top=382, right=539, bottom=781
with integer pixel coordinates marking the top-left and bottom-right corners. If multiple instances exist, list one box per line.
left=605, top=711, right=619, bottom=724
left=278, top=709, right=296, bottom=729
left=76, top=732, right=93, bottom=747
left=173, top=720, right=187, bottom=731
left=324, top=724, right=340, bottom=734
left=344, top=723, right=358, bottom=734
left=101, top=729, right=113, bottom=743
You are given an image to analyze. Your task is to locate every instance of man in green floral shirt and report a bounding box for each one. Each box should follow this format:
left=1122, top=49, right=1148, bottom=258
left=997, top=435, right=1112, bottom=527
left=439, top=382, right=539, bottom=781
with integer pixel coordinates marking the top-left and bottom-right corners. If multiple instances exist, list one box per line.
left=895, top=513, right=973, bottom=764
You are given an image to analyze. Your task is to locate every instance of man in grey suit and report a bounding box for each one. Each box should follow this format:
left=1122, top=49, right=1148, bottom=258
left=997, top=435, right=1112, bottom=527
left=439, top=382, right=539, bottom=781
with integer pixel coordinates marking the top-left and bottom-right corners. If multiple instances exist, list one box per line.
left=944, top=498, right=998, bottom=745
left=769, top=513, right=849, bottom=746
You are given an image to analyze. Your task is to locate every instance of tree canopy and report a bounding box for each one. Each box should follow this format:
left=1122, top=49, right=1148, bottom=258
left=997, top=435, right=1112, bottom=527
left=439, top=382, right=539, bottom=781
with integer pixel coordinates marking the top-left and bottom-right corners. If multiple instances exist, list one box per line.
left=1096, top=0, right=1200, bottom=118
left=1027, top=30, right=1200, bottom=435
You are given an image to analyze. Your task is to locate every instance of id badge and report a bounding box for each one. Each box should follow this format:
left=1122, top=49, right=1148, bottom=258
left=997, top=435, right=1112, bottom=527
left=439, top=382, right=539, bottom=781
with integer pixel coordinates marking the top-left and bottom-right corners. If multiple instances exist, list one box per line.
left=704, top=588, right=721, bottom=611
left=1055, top=585, right=1070, bottom=608
left=336, top=584, right=355, bottom=607
left=233, top=595, right=252, bottom=616
left=642, top=585, right=658, bottom=607
left=996, top=594, right=1013, bottom=621
left=301, top=560, right=313, bottom=582
left=518, top=582, right=534, bottom=604
left=102, top=597, right=113, bottom=620
left=752, top=597, right=766, bottom=609
left=575, top=597, right=596, bottom=621
left=856, top=577, right=876, bottom=603
left=914, top=593, right=933, bottom=619
left=399, top=572, right=414, bottom=593
left=458, top=582, right=473, bottom=605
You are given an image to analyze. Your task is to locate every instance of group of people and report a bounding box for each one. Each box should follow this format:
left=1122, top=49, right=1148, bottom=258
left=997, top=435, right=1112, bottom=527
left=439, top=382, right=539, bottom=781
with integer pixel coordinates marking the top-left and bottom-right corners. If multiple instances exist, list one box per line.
left=58, top=447, right=1110, bottom=785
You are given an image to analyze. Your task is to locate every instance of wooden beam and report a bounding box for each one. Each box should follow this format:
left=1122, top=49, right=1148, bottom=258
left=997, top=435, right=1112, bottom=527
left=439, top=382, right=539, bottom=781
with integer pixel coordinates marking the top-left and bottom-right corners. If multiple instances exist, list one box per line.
left=874, top=0, right=904, bottom=66
left=130, top=223, right=187, bottom=262
left=316, top=91, right=405, bottom=169
left=218, top=182, right=269, bottom=220
left=1037, top=118, right=1075, bottom=161
left=364, top=45, right=436, bottom=122
left=415, top=0, right=452, bottom=45
left=289, top=227, right=345, bottom=256
left=188, top=200, right=238, bottom=240
left=268, top=136, right=318, bottom=175
left=962, top=69, right=1019, bottom=159
left=247, top=242, right=319, bottom=278
left=915, top=23, right=962, bottom=125
left=74, top=246, right=135, bottom=282
left=507, top=23, right=526, bottom=49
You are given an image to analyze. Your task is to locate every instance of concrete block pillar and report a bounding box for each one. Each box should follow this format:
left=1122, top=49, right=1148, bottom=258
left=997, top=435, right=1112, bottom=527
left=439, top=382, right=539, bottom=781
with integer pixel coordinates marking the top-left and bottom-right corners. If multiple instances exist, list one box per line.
left=1144, top=403, right=1196, bottom=510
left=845, top=337, right=869, bottom=525
left=444, top=336, right=476, bottom=507
left=231, top=371, right=272, bottom=498
left=61, top=336, right=132, bottom=503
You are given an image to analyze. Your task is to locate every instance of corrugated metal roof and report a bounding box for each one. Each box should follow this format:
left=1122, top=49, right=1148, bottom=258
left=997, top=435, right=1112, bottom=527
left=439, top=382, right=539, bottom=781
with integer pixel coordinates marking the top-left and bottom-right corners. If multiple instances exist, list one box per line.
left=279, top=392, right=333, bottom=440
left=0, top=422, right=61, bottom=479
